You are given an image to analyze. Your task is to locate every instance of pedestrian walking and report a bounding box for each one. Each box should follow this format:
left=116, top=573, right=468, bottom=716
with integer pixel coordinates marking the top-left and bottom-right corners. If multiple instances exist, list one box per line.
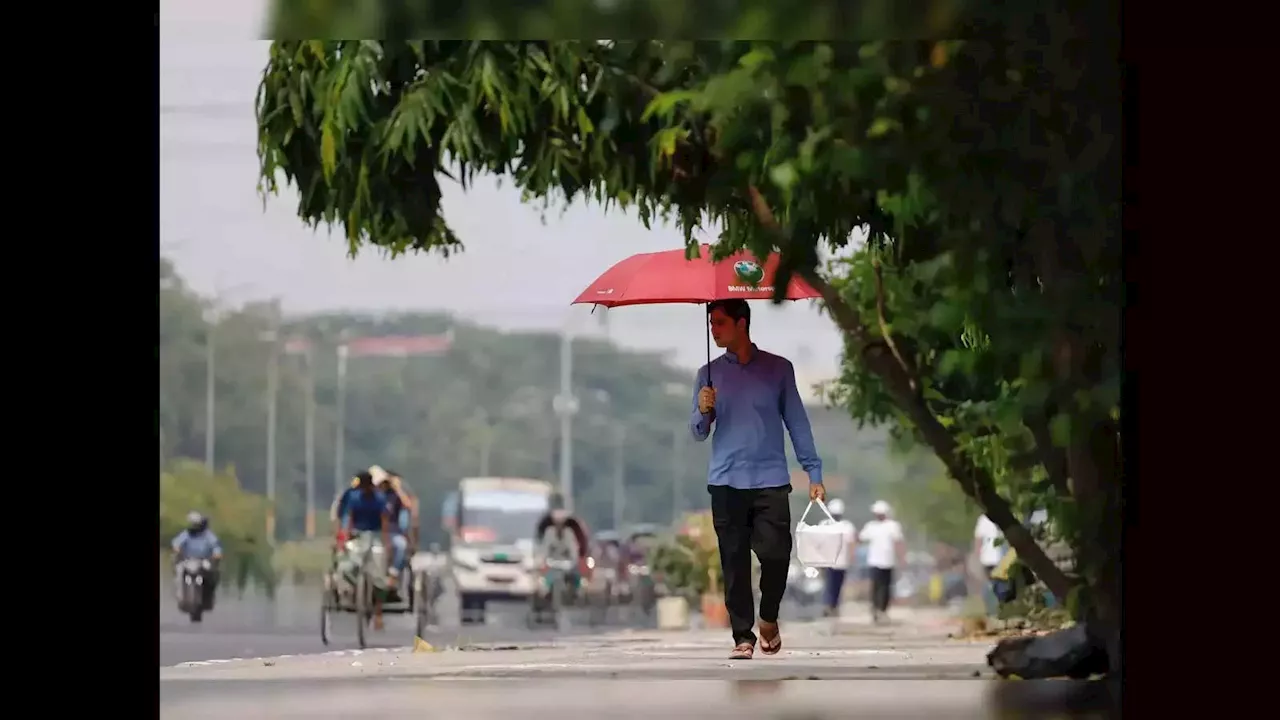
left=690, top=299, right=824, bottom=660
left=858, top=500, right=905, bottom=623
left=821, top=498, right=857, bottom=618
left=973, top=514, right=1005, bottom=579
left=973, top=514, right=1005, bottom=614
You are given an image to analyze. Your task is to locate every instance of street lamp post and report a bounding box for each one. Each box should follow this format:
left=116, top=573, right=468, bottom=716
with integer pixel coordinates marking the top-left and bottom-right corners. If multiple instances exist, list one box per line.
left=201, top=282, right=254, bottom=474
left=476, top=409, right=493, bottom=477
left=260, top=306, right=281, bottom=546
left=204, top=310, right=217, bottom=473
left=303, top=344, right=316, bottom=538
left=552, top=325, right=578, bottom=511
left=671, top=427, right=684, bottom=524
left=334, top=339, right=350, bottom=499
left=613, top=424, right=626, bottom=531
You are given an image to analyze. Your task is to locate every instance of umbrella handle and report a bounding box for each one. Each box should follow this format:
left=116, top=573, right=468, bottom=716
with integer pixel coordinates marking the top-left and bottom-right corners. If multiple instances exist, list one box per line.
left=705, top=304, right=713, bottom=388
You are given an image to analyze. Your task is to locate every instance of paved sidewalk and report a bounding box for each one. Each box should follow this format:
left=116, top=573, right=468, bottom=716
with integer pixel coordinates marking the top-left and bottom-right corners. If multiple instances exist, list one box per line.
left=160, top=607, right=1119, bottom=720
left=160, top=608, right=986, bottom=683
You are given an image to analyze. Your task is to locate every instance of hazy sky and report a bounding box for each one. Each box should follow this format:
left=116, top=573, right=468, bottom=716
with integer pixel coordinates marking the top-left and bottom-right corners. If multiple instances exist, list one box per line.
left=159, top=0, right=846, bottom=388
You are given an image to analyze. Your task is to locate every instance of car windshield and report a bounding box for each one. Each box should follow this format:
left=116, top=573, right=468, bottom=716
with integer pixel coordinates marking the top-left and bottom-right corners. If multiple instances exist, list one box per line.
left=460, top=507, right=545, bottom=545
left=459, top=490, right=548, bottom=545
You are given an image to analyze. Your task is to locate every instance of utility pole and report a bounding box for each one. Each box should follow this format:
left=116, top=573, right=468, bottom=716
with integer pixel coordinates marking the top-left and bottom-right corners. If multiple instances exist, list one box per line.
left=201, top=282, right=254, bottom=475
left=334, top=341, right=350, bottom=499
left=262, top=305, right=280, bottom=546
left=204, top=311, right=217, bottom=473
left=613, top=424, right=626, bottom=530
left=671, top=426, right=684, bottom=525
left=303, top=344, right=316, bottom=539
left=552, top=323, right=578, bottom=512
left=477, top=409, right=493, bottom=477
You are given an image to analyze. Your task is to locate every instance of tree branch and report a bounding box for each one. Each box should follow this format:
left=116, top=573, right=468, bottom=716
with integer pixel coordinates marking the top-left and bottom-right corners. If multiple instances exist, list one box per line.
left=743, top=183, right=1077, bottom=601
left=871, top=252, right=917, bottom=392
left=1026, top=411, right=1071, bottom=496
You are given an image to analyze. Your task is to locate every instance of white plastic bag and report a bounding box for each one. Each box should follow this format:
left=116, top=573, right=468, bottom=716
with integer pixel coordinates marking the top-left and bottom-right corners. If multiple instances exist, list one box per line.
left=794, top=500, right=848, bottom=568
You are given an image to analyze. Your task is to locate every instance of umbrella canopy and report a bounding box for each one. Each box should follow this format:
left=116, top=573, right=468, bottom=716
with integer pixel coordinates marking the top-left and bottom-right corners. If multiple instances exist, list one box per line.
left=570, top=244, right=820, bottom=308
left=571, top=244, right=822, bottom=386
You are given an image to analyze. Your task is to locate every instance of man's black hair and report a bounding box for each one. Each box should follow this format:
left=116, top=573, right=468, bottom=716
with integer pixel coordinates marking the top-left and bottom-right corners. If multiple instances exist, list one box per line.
left=708, top=299, right=751, bottom=332
left=354, top=471, right=373, bottom=486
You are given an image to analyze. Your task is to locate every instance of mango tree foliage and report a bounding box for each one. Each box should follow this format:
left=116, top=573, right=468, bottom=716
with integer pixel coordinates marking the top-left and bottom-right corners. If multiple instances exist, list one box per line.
left=256, top=26, right=1121, bottom=666
left=268, top=0, right=969, bottom=44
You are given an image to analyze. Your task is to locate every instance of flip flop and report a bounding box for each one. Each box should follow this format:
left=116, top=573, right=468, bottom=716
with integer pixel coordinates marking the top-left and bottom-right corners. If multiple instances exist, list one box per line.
left=758, top=622, right=782, bottom=655
left=729, top=642, right=755, bottom=660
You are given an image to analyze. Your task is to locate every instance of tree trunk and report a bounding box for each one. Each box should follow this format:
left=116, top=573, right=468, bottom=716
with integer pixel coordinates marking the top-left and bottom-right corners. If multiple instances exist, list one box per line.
left=798, top=269, right=1077, bottom=603
left=1066, top=418, right=1123, bottom=673
left=740, top=187, right=1079, bottom=606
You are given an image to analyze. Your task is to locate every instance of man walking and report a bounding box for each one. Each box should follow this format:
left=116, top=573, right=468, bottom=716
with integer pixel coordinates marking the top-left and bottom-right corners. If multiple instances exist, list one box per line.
left=973, top=514, right=1005, bottom=614
left=691, top=299, right=824, bottom=660
left=973, top=514, right=1005, bottom=579
left=858, top=500, right=905, bottom=624
left=822, top=499, right=857, bottom=618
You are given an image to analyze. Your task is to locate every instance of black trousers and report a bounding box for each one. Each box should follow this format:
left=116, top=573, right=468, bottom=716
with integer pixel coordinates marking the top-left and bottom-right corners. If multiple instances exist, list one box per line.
left=708, top=484, right=793, bottom=646
left=869, top=567, right=893, bottom=613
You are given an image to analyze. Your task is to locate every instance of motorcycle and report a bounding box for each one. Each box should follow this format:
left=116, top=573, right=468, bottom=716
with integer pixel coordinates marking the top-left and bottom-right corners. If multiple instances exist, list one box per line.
left=627, top=562, right=657, bottom=617
left=528, top=558, right=578, bottom=628
left=175, top=557, right=214, bottom=623
left=586, top=557, right=616, bottom=626
left=785, top=562, right=824, bottom=617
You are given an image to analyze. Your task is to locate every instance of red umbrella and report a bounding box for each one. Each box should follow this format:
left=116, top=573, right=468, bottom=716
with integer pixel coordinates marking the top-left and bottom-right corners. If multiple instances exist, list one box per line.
left=571, top=244, right=821, bottom=385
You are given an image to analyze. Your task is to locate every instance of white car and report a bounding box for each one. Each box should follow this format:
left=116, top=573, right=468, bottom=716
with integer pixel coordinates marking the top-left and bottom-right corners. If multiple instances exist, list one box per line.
left=450, top=539, right=539, bottom=621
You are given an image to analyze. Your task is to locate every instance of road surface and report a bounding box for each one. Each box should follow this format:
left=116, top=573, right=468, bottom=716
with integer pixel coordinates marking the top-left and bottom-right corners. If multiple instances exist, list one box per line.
left=161, top=618, right=1118, bottom=719
left=160, top=620, right=598, bottom=666
left=160, top=581, right=819, bottom=665
left=160, top=599, right=625, bottom=666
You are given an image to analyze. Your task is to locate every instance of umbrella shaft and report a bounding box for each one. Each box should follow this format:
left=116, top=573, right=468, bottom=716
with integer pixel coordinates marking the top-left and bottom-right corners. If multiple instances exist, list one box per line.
left=705, top=304, right=713, bottom=388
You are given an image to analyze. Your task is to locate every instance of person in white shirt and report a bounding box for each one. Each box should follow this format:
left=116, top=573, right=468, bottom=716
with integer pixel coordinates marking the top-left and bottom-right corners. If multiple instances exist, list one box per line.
left=973, top=515, right=1006, bottom=578
left=858, top=500, right=905, bottom=623
left=821, top=499, right=857, bottom=617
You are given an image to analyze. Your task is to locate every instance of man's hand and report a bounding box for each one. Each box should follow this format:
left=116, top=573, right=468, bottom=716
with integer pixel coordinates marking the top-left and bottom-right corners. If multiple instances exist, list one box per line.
left=809, top=483, right=826, bottom=502
left=697, top=387, right=717, bottom=414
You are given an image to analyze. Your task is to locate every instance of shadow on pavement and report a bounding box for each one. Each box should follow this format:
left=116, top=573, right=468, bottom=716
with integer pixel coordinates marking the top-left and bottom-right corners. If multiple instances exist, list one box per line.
left=162, top=677, right=1119, bottom=719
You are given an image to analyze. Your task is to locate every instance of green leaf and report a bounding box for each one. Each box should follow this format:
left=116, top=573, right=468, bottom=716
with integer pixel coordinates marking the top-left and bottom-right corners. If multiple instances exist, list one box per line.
left=1049, top=414, right=1072, bottom=448
left=640, top=90, right=699, bottom=122
left=320, top=121, right=337, bottom=180
left=576, top=107, right=595, bottom=137
left=769, top=162, right=798, bottom=190
left=867, top=117, right=902, bottom=138
left=928, top=301, right=965, bottom=332
left=738, top=47, right=776, bottom=71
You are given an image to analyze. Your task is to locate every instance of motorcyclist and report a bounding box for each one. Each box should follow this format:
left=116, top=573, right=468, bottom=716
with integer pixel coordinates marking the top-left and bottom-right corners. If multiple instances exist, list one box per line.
left=599, top=531, right=628, bottom=577
left=171, top=511, right=223, bottom=609
left=334, top=470, right=394, bottom=628
left=536, top=493, right=585, bottom=595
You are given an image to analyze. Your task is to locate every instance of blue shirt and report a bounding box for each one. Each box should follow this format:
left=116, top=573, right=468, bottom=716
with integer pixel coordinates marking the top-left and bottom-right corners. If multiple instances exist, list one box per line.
left=690, top=345, right=823, bottom=489
left=337, top=488, right=390, bottom=532
left=171, top=529, right=222, bottom=559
